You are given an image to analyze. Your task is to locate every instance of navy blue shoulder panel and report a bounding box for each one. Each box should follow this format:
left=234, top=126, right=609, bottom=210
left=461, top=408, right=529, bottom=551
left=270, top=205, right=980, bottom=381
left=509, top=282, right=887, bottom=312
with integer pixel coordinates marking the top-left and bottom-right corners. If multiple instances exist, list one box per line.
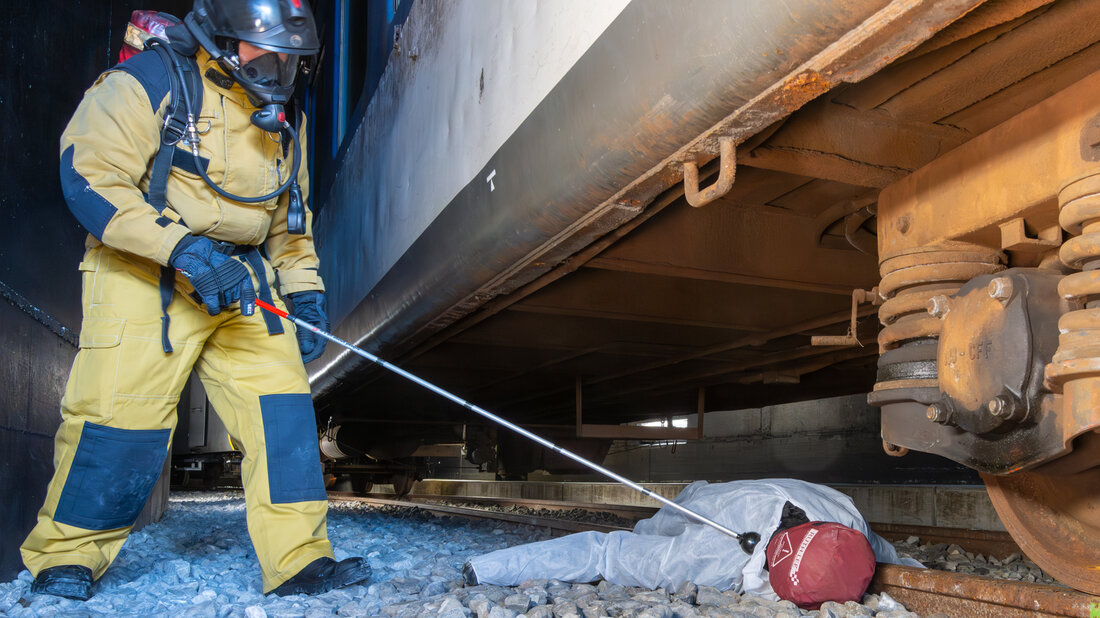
left=113, top=50, right=172, bottom=111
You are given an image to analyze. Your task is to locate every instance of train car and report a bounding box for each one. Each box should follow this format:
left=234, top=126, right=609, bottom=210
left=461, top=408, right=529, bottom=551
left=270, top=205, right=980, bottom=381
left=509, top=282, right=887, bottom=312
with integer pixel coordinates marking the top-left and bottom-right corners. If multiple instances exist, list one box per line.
left=305, top=0, right=1099, bottom=594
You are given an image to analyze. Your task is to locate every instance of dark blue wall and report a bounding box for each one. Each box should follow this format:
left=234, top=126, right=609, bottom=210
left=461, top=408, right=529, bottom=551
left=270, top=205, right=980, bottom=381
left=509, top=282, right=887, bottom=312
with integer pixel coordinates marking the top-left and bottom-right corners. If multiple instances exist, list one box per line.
left=0, top=0, right=191, bottom=581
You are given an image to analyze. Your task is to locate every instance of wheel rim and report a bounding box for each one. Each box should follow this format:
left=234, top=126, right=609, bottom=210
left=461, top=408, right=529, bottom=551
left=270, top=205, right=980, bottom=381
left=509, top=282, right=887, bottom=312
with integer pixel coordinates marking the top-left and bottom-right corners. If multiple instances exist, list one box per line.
left=982, top=452, right=1100, bottom=594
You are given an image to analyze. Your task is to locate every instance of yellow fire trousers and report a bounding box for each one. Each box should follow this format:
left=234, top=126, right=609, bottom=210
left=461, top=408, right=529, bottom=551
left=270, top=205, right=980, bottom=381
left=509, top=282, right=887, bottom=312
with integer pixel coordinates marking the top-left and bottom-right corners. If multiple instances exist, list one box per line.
left=21, top=245, right=333, bottom=592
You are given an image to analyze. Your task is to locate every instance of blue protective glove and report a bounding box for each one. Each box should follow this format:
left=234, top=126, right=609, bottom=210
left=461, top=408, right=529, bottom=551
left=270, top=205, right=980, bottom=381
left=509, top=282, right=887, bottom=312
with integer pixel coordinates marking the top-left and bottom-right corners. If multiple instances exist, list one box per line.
left=287, top=291, right=328, bottom=363
left=170, top=235, right=256, bottom=316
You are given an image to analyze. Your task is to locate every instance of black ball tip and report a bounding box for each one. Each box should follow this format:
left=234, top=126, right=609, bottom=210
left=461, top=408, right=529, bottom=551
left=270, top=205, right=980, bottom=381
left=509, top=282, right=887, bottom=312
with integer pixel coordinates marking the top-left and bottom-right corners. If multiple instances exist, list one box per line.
left=739, top=531, right=761, bottom=554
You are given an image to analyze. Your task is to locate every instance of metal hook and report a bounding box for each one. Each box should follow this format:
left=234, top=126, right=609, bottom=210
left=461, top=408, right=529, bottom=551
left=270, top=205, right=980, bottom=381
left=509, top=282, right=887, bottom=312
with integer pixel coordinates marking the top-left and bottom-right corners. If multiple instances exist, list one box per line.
left=683, top=138, right=737, bottom=208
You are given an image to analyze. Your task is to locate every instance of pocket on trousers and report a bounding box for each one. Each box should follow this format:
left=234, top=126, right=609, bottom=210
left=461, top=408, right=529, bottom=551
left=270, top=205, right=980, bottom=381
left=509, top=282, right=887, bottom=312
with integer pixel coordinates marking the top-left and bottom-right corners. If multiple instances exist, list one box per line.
left=54, top=422, right=171, bottom=530
left=259, top=393, right=327, bottom=504
left=78, top=317, right=125, bottom=349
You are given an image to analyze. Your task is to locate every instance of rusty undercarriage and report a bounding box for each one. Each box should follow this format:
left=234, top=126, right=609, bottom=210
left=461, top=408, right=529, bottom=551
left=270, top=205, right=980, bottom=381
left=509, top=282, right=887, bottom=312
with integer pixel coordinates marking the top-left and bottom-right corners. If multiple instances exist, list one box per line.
left=313, top=0, right=1100, bottom=592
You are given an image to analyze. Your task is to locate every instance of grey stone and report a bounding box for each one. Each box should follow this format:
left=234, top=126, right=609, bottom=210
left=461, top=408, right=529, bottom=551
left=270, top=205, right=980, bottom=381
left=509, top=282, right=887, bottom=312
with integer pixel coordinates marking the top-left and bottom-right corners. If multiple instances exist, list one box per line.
left=524, top=588, right=549, bottom=606
left=668, top=601, right=699, bottom=618
left=673, top=582, right=696, bottom=601
left=595, top=581, right=613, bottom=594
left=338, top=602, right=374, bottom=616
left=270, top=606, right=312, bottom=618
left=876, top=612, right=920, bottom=618
left=185, top=601, right=218, bottom=618
left=468, top=599, right=492, bottom=618
left=700, top=608, right=753, bottom=618
left=547, top=584, right=574, bottom=601
left=695, top=587, right=725, bottom=607
left=573, top=593, right=600, bottom=608
left=597, top=580, right=628, bottom=600
left=438, top=597, right=470, bottom=617
left=607, top=599, right=646, bottom=614
left=504, top=593, right=534, bottom=613
left=631, top=590, right=669, bottom=604
left=842, top=600, right=872, bottom=616
left=423, top=581, right=448, bottom=597
left=552, top=600, right=580, bottom=618
left=393, top=578, right=426, bottom=595
left=774, top=600, right=797, bottom=612
left=580, top=601, right=607, bottom=618
left=525, top=607, right=554, bottom=618
left=638, top=606, right=673, bottom=618
left=488, top=606, right=519, bottom=618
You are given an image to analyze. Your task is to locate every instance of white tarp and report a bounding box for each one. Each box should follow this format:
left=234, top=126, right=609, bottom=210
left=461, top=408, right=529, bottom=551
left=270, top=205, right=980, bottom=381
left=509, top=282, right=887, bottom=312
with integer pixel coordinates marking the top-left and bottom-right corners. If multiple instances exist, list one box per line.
left=468, top=479, right=922, bottom=599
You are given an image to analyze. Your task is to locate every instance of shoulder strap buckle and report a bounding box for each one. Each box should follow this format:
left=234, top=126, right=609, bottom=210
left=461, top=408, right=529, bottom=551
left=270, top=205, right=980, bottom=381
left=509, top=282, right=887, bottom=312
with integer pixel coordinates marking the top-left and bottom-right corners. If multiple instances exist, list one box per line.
left=161, top=110, right=187, bottom=145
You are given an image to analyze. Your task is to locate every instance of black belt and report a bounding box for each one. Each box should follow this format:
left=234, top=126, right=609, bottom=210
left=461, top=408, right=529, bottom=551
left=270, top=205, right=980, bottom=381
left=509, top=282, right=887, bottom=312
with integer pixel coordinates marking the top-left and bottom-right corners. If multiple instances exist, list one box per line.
left=207, top=239, right=255, bottom=256
left=158, top=242, right=283, bottom=354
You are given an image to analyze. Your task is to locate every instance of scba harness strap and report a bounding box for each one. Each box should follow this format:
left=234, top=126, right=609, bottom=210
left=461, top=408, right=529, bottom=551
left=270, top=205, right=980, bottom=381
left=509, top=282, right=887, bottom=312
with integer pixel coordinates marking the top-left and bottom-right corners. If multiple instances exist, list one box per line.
left=118, top=34, right=285, bottom=352
left=146, top=39, right=205, bottom=354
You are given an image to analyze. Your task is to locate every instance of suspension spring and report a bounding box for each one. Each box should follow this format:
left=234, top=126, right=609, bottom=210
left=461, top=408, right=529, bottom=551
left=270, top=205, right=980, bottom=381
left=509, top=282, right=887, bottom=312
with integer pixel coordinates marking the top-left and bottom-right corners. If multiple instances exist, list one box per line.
left=877, top=243, right=1004, bottom=355
left=1046, top=174, right=1100, bottom=391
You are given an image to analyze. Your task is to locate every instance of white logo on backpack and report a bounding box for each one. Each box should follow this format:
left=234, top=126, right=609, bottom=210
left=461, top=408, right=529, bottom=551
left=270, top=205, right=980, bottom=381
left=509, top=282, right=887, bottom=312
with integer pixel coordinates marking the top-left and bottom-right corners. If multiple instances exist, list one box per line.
left=788, top=528, right=818, bottom=586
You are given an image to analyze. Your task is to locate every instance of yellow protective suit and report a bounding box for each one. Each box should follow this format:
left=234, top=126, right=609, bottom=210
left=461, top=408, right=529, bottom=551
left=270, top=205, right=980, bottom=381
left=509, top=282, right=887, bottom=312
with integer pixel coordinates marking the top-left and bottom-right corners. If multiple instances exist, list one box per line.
left=21, top=48, right=332, bottom=592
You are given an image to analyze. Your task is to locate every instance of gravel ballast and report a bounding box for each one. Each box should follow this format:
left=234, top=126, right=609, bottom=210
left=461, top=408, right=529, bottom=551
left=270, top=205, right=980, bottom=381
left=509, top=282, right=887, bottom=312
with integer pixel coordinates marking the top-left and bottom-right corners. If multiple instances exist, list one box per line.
left=0, top=490, right=1010, bottom=616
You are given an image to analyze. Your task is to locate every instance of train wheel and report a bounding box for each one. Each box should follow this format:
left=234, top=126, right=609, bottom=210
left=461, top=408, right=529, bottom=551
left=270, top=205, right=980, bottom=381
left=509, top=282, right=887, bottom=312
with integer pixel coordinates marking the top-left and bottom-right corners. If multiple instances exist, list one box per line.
left=351, top=474, right=373, bottom=496
left=201, top=462, right=223, bottom=490
left=982, top=442, right=1100, bottom=594
left=391, top=472, right=416, bottom=498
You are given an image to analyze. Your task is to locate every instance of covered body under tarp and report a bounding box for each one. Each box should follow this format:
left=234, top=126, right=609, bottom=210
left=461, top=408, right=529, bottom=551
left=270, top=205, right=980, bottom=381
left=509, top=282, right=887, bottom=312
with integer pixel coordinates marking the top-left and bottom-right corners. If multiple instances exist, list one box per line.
left=468, top=479, right=921, bottom=599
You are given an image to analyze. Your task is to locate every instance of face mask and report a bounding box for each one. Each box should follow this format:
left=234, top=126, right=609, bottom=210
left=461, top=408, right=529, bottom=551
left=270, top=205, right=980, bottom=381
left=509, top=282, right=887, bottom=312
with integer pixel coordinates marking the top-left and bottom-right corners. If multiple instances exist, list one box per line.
left=240, top=51, right=301, bottom=89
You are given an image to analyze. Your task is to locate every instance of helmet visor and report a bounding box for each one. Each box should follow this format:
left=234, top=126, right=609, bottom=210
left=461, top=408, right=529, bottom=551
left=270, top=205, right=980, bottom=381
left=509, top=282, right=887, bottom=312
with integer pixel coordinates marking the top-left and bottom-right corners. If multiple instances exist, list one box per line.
left=220, top=0, right=286, bottom=34
left=213, top=0, right=320, bottom=54
left=240, top=51, right=301, bottom=89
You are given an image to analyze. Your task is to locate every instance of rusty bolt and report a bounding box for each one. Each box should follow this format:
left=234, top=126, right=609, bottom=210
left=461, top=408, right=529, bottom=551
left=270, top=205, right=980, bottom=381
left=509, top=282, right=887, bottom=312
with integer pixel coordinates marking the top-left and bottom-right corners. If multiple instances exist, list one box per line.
left=987, top=395, right=1016, bottom=419
left=927, top=295, right=951, bottom=319
left=926, top=403, right=951, bottom=424
left=988, top=277, right=1014, bottom=303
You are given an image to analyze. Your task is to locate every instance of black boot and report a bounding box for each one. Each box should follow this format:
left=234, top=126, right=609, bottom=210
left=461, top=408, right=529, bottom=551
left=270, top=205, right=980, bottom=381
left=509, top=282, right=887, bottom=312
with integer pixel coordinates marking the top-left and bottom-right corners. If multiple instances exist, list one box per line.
left=271, top=557, right=372, bottom=596
left=462, top=561, right=478, bottom=586
left=31, top=565, right=94, bottom=601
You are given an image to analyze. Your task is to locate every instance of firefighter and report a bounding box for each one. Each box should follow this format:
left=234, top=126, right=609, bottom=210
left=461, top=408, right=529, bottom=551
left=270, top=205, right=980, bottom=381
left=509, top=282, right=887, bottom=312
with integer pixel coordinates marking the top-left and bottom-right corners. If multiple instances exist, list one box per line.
left=21, top=0, right=370, bottom=600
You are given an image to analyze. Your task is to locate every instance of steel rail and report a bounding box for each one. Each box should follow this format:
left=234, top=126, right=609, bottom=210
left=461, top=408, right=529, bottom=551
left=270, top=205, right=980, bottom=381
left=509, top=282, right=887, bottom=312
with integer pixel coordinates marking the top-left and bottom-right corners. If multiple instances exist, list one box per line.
left=403, top=495, right=1027, bottom=560
left=327, top=493, right=630, bottom=535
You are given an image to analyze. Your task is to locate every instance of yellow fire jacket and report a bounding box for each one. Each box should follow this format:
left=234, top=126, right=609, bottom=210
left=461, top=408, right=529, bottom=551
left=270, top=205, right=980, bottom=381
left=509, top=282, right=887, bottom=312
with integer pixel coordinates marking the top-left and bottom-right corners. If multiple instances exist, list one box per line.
left=60, top=49, right=323, bottom=297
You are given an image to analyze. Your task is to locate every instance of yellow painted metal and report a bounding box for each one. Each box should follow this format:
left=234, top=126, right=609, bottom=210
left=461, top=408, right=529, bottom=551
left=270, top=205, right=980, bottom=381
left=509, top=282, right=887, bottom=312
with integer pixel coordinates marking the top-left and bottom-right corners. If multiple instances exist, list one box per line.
left=877, top=71, right=1100, bottom=257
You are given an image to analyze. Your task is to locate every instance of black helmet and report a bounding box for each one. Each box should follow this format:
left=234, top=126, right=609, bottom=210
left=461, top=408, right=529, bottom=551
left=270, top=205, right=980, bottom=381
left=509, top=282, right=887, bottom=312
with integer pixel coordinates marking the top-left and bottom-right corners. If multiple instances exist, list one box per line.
left=185, top=0, right=320, bottom=105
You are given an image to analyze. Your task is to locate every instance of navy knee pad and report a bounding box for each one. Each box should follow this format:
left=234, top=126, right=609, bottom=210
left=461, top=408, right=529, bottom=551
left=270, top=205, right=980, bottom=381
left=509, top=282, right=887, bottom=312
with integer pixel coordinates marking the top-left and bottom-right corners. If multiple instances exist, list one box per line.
left=259, top=393, right=327, bottom=503
left=55, top=423, right=171, bottom=530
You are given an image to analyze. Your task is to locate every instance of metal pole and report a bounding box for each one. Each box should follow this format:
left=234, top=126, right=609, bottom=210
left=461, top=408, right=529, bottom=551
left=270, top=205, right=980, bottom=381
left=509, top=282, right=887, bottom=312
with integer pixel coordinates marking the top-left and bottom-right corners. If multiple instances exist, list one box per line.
left=257, top=300, right=760, bottom=551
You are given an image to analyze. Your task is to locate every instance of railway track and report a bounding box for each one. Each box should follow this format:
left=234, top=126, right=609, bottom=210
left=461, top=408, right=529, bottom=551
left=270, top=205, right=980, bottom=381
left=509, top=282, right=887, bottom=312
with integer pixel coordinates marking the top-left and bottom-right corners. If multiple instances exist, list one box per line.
left=330, top=492, right=1099, bottom=617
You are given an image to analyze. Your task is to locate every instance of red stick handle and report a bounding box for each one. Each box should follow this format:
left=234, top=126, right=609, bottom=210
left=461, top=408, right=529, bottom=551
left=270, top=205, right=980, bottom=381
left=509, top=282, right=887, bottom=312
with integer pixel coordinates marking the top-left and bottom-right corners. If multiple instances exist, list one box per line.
left=255, top=298, right=288, bottom=318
